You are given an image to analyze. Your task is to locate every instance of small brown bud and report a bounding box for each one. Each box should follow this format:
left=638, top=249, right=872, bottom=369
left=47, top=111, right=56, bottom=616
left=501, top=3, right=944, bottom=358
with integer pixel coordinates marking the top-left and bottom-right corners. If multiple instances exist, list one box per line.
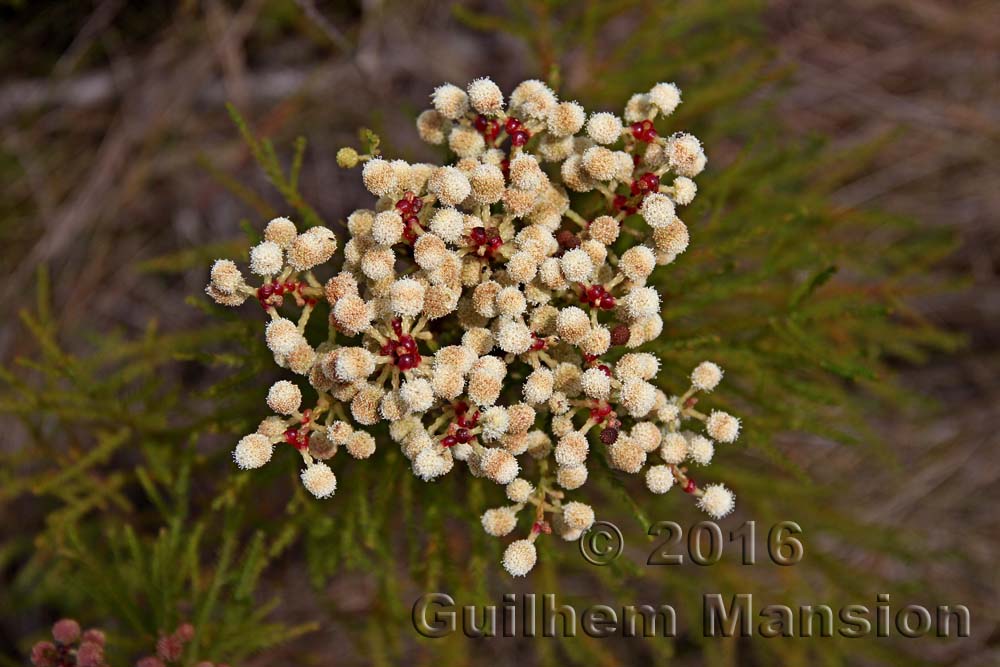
left=76, top=642, right=104, bottom=667
left=610, top=324, right=631, bottom=346
left=175, top=623, right=195, bottom=642
left=157, top=634, right=184, bottom=662
left=556, top=229, right=580, bottom=250
left=52, top=619, right=81, bottom=645
left=31, top=641, right=58, bottom=667
left=600, top=427, right=619, bottom=445
left=81, top=629, right=106, bottom=646
left=308, top=431, right=337, bottom=459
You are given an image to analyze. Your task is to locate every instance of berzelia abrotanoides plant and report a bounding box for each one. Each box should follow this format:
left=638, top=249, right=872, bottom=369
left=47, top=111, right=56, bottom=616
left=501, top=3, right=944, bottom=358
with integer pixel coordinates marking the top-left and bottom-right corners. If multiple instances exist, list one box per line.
left=206, top=77, right=740, bottom=576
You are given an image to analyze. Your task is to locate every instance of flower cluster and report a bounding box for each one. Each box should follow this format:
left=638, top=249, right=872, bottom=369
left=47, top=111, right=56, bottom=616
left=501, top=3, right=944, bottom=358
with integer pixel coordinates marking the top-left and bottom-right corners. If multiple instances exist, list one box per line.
left=30, top=619, right=227, bottom=667
left=135, top=622, right=227, bottom=667
left=207, top=77, right=740, bottom=576
left=30, top=620, right=107, bottom=667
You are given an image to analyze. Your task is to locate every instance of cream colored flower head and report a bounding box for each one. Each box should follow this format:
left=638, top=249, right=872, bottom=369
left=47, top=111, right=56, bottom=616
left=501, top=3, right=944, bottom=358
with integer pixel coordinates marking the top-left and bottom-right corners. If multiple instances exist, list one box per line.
left=207, top=77, right=740, bottom=578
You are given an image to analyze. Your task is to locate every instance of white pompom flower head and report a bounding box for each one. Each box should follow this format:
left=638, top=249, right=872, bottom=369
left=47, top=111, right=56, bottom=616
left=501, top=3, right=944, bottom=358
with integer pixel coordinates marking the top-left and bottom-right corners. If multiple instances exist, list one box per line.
left=206, top=77, right=739, bottom=577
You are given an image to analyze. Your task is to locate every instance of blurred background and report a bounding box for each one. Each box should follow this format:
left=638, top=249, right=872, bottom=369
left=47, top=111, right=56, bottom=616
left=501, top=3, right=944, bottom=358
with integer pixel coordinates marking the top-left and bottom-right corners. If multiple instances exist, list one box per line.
left=1, top=1, right=997, bottom=666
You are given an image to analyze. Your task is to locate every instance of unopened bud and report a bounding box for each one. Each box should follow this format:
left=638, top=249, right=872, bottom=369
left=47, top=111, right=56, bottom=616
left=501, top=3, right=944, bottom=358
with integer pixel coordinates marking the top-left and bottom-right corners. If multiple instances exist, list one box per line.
left=610, top=324, right=631, bottom=346
left=336, top=147, right=360, bottom=168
